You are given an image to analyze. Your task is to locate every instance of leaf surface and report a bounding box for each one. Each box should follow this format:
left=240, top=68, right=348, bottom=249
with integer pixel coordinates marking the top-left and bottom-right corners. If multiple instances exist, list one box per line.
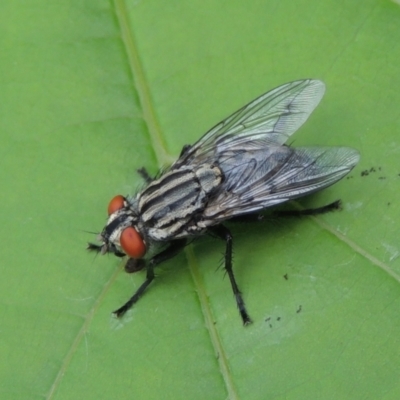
left=1, top=1, right=400, bottom=399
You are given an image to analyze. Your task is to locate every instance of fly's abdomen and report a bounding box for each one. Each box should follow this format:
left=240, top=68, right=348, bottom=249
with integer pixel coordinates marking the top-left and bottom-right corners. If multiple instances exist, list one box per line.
left=138, top=165, right=222, bottom=240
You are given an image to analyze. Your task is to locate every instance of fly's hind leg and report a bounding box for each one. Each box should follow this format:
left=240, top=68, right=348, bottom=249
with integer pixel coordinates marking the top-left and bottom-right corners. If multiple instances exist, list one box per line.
left=209, top=225, right=252, bottom=325
left=113, top=239, right=187, bottom=318
left=230, top=200, right=341, bottom=222
left=273, top=200, right=341, bottom=217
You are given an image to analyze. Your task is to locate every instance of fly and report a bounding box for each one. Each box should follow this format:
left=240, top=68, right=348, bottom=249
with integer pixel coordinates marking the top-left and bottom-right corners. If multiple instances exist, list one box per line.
left=88, top=79, right=360, bottom=325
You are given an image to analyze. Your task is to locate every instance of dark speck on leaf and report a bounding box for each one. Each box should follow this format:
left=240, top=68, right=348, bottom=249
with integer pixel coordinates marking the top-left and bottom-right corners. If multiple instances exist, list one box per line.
left=296, top=305, right=302, bottom=314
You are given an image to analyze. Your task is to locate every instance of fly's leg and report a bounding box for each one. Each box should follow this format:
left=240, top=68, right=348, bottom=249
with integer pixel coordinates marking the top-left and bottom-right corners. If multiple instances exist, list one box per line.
left=229, top=200, right=341, bottom=223
left=229, top=214, right=265, bottom=223
left=179, top=144, right=191, bottom=157
left=210, top=225, right=252, bottom=325
left=124, top=258, right=146, bottom=273
left=113, top=239, right=187, bottom=318
left=137, top=167, right=153, bottom=184
left=113, top=263, right=155, bottom=318
left=273, top=200, right=341, bottom=217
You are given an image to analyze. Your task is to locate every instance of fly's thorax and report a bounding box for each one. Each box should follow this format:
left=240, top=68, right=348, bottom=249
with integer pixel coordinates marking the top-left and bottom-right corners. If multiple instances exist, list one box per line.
left=137, top=164, right=223, bottom=240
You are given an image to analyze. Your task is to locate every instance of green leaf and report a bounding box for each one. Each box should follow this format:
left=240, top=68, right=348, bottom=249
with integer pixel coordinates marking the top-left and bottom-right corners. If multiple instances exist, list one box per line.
left=1, top=0, right=400, bottom=399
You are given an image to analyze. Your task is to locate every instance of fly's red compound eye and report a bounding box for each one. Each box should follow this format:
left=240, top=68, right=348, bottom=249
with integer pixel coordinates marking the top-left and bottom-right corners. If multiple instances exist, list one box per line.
left=120, top=227, right=146, bottom=259
left=108, top=195, right=125, bottom=215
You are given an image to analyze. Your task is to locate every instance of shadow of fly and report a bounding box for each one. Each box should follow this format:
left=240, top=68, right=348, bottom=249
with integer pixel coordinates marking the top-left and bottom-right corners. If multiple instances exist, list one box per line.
left=88, top=79, right=359, bottom=325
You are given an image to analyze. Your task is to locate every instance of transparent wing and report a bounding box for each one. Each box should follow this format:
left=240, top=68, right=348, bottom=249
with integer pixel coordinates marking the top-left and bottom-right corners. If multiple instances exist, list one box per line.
left=173, top=79, right=325, bottom=169
left=202, top=143, right=360, bottom=222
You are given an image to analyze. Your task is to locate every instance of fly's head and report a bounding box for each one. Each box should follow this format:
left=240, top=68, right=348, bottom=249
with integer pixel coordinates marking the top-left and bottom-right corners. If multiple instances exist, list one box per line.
left=87, top=195, right=147, bottom=260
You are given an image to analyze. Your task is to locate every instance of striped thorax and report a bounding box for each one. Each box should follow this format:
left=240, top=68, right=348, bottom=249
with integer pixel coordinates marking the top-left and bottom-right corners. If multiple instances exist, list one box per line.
left=138, top=164, right=223, bottom=240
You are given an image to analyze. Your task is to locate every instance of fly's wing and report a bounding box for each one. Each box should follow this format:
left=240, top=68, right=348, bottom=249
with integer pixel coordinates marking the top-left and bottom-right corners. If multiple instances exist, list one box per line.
left=172, top=79, right=326, bottom=169
left=202, top=143, right=360, bottom=222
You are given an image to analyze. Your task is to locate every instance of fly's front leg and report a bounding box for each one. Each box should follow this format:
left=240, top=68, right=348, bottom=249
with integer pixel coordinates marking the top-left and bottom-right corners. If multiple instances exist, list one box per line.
left=113, top=239, right=187, bottom=318
left=124, top=258, right=146, bottom=273
left=137, top=167, right=153, bottom=184
left=210, top=225, right=252, bottom=325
